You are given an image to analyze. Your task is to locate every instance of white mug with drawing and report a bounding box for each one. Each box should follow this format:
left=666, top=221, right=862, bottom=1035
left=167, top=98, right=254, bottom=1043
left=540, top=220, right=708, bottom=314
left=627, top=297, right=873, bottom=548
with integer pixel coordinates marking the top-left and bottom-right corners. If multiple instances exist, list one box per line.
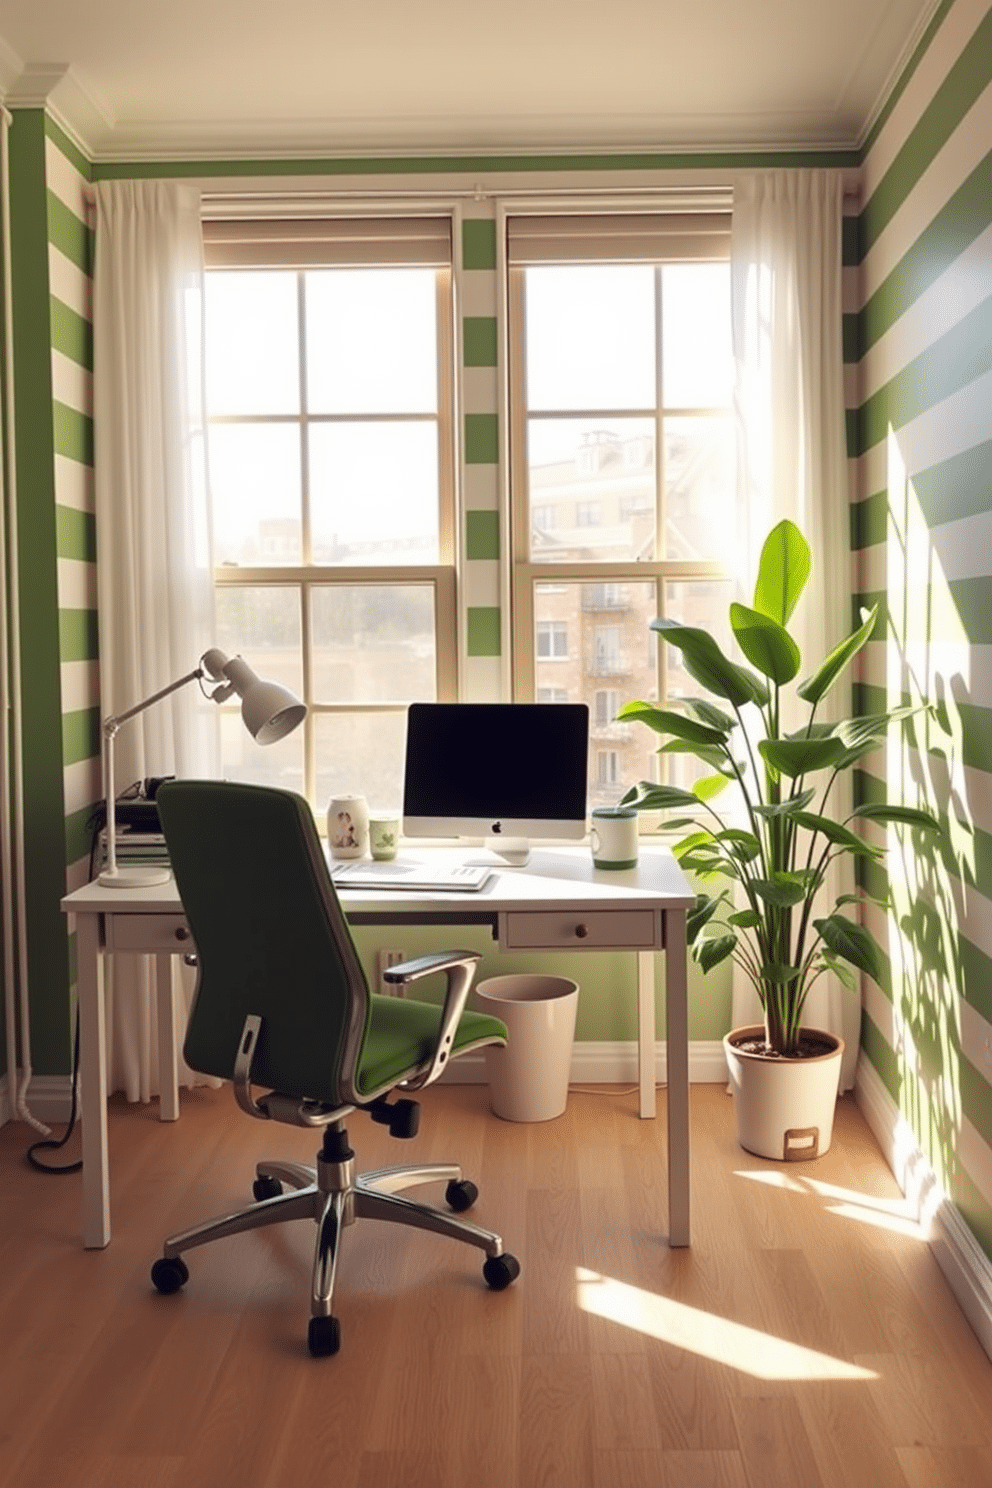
left=326, top=794, right=370, bottom=859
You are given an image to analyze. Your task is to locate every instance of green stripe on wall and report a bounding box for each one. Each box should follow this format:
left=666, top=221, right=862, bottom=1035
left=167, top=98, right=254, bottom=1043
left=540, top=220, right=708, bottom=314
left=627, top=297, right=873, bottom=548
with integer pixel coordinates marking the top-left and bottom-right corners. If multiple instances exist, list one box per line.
left=854, top=292, right=992, bottom=454
left=59, top=608, right=99, bottom=663
left=860, top=6, right=992, bottom=258
left=46, top=191, right=93, bottom=277
left=861, top=1011, right=901, bottom=1101
left=53, top=400, right=94, bottom=466
left=953, top=1163, right=992, bottom=1268
left=463, top=315, right=498, bottom=367
left=62, top=707, right=101, bottom=768
left=465, top=412, right=499, bottom=464
left=911, top=439, right=992, bottom=528
left=850, top=492, right=887, bottom=551
left=50, top=296, right=94, bottom=370
left=962, top=1055, right=992, bottom=1153
left=862, top=151, right=992, bottom=355
left=55, top=503, right=97, bottom=562
left=462, top=220, right=497, bottom=271
left=91, top=148, right=858, bottom=185
left=960, top=935, right=992, bottom=1029
left=44, top=113, right=93, bottom=182
left=466, top=607, right=501, bottom=656
left=466, top=509, right=500, bottom=560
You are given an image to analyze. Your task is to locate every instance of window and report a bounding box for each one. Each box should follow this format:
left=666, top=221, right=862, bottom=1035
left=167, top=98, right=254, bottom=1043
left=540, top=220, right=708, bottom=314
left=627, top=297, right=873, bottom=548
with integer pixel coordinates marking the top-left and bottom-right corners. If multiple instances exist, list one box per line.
left=536, top=620, right=568, bottom=659
left=202, top=216, right=455, bottom=812
left=594, top=689, right=619, bottom=726
left=508, top=211, right=735, bottom=808
left=537, top=686, right=570, bottom=703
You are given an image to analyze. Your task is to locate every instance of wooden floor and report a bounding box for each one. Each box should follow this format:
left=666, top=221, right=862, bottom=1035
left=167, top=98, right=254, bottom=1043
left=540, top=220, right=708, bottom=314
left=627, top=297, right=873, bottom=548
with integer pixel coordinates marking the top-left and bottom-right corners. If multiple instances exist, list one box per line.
left=2, top=1082, right=991, bottom=1488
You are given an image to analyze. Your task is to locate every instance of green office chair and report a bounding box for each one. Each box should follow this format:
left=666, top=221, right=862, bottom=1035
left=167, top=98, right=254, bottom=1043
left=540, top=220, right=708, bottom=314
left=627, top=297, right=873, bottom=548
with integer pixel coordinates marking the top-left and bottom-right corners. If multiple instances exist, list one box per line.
left=149, top=780, right=519, bottom=1356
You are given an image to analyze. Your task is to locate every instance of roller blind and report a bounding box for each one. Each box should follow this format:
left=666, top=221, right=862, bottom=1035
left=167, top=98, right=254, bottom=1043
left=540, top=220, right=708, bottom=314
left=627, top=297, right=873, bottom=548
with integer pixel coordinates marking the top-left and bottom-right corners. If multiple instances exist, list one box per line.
left=202, top=215, right=452, bottom=269
left=506, top=212, right=730, bottom=265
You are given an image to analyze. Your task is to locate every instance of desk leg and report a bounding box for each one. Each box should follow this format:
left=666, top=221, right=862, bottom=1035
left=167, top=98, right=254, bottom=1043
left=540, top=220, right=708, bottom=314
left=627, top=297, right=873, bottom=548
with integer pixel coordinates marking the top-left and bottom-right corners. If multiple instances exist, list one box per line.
left=636, top=950, right=656, bottom=1119
left=77, top=914, right=110, bottom=1248
left=156, top=953, right=179, bottom=1122
left=665, top=908, right=690, bottom=1247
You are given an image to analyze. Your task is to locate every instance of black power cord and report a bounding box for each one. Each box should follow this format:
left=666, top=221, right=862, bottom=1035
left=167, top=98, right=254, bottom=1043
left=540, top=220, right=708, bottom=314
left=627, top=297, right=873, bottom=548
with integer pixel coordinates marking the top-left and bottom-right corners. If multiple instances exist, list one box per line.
left=24, top=781, right=160, bottom=1176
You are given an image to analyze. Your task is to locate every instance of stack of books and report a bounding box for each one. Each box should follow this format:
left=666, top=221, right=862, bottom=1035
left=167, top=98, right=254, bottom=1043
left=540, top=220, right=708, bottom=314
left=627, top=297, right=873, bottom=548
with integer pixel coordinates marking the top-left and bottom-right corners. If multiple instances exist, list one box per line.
left=97, top=826, right=170, bottom=874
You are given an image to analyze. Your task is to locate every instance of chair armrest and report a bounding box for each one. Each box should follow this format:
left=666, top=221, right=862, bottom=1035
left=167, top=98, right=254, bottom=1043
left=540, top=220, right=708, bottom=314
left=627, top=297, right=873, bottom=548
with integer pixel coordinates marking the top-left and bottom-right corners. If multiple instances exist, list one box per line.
left=383, top=949, right=481, bottom=1091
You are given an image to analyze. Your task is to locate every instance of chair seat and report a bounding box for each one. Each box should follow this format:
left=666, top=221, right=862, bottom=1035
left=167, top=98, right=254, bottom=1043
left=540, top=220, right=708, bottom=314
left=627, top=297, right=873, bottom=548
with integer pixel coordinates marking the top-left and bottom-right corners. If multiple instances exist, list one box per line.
left=356, top=994, right=507, bottom=1097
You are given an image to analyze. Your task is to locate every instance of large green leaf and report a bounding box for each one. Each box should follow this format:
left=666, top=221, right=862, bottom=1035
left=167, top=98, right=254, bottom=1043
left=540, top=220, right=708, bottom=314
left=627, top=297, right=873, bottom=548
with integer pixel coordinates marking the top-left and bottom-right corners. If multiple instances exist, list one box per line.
left=650, top=618, right=769, bottom=708
left=797, top=606, right=878, bottom=705
left=693, top=934, right=737, bottom=973
left=850, top=803, right=942, bottom=834
left=759, top=735, right=846, bottom=777
left=820, top=950, right=857, bottom=991
left=730, top=603, right=802, bottom=683
left=693, top=774, right=730, bottom=802
left=790, top=810, right=885, bottom=857
left=833, top=708, right=917, bottom=754
left=752, top=877, right=808, bottom=907
left=714, top=828, right=762, bottom=862
left=752, top=788, right=816, bottom=817
left=813, top=915, right=883, bottom=980
left=620, top=781, right=701, bottom=813
left=615, top=700, right=728, bottom=744
left=658, top=740, right=735, bottom=774
left=686, top=893, right=724, bottom=944
left=753, top=519, right=811, bottom=625
left=683, top=698, right=737, bottom=732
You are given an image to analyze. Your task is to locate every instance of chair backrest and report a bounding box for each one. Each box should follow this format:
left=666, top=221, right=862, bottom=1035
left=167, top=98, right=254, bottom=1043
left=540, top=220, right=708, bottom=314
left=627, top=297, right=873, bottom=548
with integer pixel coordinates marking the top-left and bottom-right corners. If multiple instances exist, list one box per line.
left=156, top=780, right=370, bottom=1106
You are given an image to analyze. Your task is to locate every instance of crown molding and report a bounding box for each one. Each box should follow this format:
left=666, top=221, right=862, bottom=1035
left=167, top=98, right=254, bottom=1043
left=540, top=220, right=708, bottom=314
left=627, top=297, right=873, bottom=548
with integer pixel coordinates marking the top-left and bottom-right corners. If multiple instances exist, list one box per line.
left=6, top=60, right=113, bottom=154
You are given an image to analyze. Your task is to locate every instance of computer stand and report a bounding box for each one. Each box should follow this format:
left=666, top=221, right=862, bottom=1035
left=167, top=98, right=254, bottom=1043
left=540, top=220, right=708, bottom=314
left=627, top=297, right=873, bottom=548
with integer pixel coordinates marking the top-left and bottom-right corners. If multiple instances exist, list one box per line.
left=483, top=835, right=530, bottom=866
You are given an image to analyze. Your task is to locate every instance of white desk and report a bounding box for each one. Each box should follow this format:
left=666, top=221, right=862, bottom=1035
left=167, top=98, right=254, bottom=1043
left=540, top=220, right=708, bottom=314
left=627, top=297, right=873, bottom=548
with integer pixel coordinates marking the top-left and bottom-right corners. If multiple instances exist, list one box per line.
left=61, top=845, right=694, bottom=1251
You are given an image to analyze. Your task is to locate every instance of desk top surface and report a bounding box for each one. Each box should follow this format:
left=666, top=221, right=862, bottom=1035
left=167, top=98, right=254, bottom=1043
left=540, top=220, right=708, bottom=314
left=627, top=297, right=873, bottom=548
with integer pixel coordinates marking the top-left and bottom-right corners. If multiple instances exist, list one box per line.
left=62, top=842, right=695, bottom=917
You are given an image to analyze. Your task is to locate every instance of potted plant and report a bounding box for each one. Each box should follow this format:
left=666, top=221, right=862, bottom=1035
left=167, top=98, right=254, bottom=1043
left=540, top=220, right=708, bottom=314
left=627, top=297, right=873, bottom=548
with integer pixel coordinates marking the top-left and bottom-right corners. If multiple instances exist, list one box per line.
left=618, top=520, right=939, bottom=1161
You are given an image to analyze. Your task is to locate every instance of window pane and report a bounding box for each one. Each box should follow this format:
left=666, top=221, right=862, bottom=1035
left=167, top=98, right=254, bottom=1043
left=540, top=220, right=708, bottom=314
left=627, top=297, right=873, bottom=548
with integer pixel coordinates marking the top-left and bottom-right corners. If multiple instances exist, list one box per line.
left=208, top=423, right=302, bottom=565
left=533, top=579, right=660, bottom=809
left=309, top=422, right=439, bottom=564
left=662, top=263, right=733, bottom=409
left=310, top=585, right=437, bottom=703
left=528, top=417, right=655, bottom=562
left=305, top=269, right=438, bottom=415
left=220, top=713, right=303, bottom=795
left=663, top=416, right=737, bottom=565
left=315, top=712, right=407, bottom=816
left=525, top=265, right=655, bottom=411
left=214, top=586, right=303, bottom=699
left=205, top=272, right=300, bottom=416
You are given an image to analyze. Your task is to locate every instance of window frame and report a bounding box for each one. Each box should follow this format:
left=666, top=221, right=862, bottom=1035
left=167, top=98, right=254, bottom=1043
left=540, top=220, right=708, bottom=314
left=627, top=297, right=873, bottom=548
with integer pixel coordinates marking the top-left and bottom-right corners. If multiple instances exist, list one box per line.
left=203, top=217, right=458, bottom=807
left=506, top=213, right=732, bottom=716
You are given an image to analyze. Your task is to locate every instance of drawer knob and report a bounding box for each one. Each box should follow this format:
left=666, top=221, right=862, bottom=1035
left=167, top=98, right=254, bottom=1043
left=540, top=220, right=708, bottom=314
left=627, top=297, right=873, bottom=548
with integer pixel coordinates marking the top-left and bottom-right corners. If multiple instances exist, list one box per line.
left=574, top=923, right=589, bottom=939
left=175, top=926, right=190, bottom=942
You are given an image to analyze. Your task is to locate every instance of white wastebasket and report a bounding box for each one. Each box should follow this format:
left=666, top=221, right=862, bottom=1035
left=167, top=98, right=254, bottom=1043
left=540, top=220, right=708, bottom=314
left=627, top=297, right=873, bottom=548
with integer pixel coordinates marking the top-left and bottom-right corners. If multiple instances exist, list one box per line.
left=475, top=974, right=579, bottom=1122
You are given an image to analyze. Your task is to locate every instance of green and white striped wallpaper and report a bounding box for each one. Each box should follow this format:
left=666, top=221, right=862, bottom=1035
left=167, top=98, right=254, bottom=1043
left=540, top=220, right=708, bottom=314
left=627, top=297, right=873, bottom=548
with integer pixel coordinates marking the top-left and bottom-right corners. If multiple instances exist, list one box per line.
left=851, top=0, right=992, bottom=1260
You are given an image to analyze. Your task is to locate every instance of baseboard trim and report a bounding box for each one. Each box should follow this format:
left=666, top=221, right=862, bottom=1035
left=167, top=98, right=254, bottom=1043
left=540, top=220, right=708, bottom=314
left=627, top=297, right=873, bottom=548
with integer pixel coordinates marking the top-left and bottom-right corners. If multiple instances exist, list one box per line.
left=855, top=1053, right=992, bottom=1364
left=439, top=1039, right=729, bottom=1086
left=0, top=1073, right=74, bottom=1127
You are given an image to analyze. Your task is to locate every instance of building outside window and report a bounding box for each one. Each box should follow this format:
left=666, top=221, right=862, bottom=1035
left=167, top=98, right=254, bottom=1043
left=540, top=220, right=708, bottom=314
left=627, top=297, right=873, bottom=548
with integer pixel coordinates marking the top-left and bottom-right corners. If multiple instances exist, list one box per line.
left=536, top=619, right=569, bottom=659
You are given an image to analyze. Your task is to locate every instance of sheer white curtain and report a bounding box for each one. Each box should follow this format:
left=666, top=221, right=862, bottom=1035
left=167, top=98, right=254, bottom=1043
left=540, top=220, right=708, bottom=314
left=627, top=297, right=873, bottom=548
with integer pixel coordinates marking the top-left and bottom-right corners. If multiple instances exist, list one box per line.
left=93, top=180, right=220, bottom=1101
left=730, top=169, right=859, bottom=1089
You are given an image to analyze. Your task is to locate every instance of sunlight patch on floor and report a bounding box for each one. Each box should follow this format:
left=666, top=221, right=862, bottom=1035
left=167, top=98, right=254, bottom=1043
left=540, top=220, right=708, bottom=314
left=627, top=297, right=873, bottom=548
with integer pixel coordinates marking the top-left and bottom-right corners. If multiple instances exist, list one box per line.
left=734, top=1167, right=931, bottom=1239
left=575, top=1268, right=878, bottom=1380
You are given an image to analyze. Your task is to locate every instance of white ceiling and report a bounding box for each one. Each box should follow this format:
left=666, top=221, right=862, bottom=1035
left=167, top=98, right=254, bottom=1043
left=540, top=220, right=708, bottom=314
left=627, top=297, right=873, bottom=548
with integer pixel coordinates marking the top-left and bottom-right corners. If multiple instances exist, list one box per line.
left=0, top=0, right=938, bottom=162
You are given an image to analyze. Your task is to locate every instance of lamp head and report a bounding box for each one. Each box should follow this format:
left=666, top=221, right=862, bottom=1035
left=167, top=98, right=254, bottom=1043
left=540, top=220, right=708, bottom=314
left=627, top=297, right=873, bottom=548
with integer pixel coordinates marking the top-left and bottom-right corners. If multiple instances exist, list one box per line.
left=201, top=650, right=306, bottom=743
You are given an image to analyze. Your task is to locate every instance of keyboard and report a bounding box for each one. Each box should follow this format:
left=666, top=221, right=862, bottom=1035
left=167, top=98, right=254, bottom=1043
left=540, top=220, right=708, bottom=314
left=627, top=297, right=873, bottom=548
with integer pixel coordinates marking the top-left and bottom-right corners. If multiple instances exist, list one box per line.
left=330, top=860, right=494, bottom=893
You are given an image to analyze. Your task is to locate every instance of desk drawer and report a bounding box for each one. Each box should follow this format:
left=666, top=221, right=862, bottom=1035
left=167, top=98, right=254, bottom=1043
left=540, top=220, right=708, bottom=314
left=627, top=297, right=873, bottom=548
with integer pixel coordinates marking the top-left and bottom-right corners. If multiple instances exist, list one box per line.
left=500, top=909, right=659, bottom=951
left=105, top=914, right=194, bottom=953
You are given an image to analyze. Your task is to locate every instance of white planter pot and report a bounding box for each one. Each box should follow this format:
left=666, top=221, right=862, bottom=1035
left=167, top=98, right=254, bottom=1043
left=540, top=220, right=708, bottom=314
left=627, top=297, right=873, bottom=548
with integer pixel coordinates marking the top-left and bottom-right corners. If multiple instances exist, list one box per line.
left=723, top=1025, right=845, bottom=1162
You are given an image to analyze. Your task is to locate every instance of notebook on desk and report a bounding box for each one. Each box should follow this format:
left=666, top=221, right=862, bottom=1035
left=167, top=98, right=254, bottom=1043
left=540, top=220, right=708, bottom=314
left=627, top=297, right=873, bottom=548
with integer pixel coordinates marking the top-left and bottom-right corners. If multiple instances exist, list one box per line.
left=330, top=860, right=494, bottom=893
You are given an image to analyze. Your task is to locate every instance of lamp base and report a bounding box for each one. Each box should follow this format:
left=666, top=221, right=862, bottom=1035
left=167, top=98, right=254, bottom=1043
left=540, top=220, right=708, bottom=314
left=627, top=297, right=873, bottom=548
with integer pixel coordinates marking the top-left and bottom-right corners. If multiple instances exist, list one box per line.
left=98, top=865, right=172, bottom=889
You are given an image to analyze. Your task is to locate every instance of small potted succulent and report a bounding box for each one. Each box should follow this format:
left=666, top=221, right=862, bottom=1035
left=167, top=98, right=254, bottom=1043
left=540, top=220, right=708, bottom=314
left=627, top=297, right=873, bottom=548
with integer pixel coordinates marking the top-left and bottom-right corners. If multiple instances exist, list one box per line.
left=619, top=520, right=939, bottom=1160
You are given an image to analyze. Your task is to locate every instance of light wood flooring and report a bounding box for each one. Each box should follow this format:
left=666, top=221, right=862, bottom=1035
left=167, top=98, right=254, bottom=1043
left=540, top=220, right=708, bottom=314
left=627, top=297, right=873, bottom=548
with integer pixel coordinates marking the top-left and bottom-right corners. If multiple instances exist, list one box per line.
left=1, top=1081, right=991, bottom=1488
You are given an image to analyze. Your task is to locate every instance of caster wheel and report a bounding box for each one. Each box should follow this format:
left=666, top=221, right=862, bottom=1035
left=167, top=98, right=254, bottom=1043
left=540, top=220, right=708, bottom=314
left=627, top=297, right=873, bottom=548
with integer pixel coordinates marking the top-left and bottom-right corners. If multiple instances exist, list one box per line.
left=308, top=1315, right=341, bottom=1357
left=253, top=1175, right=283, bottom=1201
left=445, top=1178, right=478, bottom=1213
left=151, top=1256, right=189, bottom=1295
left=483, top=1253, right=520, bottom=1291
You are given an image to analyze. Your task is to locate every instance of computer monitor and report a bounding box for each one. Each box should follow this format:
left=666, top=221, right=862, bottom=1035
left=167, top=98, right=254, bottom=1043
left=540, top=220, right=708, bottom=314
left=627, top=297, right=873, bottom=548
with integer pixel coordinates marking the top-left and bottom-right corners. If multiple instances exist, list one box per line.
left=402, top=702, right=589, bottom=861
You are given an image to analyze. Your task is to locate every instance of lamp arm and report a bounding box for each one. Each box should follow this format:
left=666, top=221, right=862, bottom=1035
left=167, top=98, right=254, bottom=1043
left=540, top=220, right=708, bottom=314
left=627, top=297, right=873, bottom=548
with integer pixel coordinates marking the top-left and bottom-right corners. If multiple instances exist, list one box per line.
left=102, top=666, right=205, bottom=738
